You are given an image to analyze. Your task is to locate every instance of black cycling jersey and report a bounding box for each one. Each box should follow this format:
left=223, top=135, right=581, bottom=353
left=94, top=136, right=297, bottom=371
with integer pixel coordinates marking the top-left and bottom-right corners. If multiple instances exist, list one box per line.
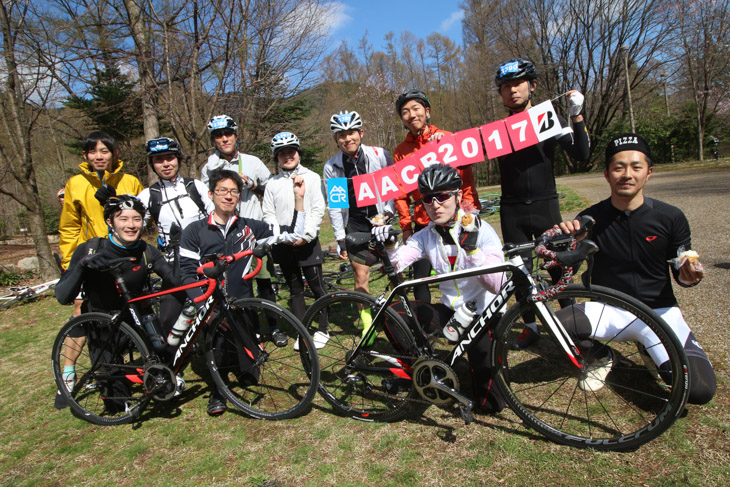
left=55, top=237, right=177, bottom=312
left=498, top=117, right=590, bottom=204
left=179, top=212, right=301, bottom=300
left=579, top=197, right=692, bottom=308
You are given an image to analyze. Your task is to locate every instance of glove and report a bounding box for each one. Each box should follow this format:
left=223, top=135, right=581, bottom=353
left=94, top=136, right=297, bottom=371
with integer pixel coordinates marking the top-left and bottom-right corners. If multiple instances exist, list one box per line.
left=337, top=240, right=347, bottom=257
left=458, top=217, right=480, bottom=253
left=372, top=224, right=397, bottom=244
left=80, top=252, right=116, bottom=271
left=94, top=184, right=116, bottom=206
left=568, top=91, right=584, bottom=117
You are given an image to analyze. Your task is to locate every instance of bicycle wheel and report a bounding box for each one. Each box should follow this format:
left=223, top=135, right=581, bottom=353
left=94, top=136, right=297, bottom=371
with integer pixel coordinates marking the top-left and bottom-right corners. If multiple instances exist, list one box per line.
left=51, top=313, right=151, bottom=426
left=493, top=284, right=690, bottom=451
left=206, top=298, right=319, bottom=420
left=301, top=291, right=417, bottom=421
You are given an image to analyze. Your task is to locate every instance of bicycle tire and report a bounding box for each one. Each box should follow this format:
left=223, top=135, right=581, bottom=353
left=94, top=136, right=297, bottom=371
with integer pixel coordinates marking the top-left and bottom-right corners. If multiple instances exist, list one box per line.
left=206, top=298, right=319, bottom=420
left=492, top=284, right=690, bottom=451
left=301, top=291, right=417, bottom=422
left=0, top=296, right=22, bottom=309
left=51, top=313, right=151, bottom=425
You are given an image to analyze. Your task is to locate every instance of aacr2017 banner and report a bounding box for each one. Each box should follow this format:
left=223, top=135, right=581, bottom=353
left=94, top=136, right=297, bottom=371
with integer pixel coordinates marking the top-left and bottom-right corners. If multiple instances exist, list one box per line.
left=326, top=100, right=567, bottom=208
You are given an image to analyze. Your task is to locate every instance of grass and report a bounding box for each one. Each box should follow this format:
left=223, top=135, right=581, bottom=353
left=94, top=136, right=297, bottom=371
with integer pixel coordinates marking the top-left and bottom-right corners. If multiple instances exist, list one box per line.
left=2, top=172, right=728, bottom=485
left=2, top=279, right=727, bottom=485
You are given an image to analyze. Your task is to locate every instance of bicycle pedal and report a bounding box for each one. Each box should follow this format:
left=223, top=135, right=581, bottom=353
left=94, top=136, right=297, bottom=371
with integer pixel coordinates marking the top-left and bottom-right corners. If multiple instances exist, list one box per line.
left=458, top=403, right=474, bottom=425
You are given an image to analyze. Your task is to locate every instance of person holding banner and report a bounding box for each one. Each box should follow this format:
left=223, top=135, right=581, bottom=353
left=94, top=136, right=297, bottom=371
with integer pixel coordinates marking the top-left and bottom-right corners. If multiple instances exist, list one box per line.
left=371, top=163, right=506, bottom=413
left=393, top=89, right=481, bottom=303
left=323, top=111, right=395, bottom=301
left=494, top=58, right=590, bottom=348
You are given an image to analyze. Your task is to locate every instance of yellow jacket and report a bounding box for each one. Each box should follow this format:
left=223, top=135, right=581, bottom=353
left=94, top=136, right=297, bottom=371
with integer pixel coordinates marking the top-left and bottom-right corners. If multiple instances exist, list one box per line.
left=59, top=160, right=144, bottom=269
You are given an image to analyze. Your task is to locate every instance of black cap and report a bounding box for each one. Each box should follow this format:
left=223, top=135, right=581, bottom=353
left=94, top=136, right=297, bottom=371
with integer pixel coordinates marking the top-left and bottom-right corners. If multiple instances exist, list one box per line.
left=604, top=133, right=653, bottom=166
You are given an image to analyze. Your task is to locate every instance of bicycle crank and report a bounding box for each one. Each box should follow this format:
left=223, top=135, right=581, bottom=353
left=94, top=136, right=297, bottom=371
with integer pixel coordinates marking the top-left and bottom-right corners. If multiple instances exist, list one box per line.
left=143, top=364, right=177, bottom=401
left=412, top=359, right=462, bottom=406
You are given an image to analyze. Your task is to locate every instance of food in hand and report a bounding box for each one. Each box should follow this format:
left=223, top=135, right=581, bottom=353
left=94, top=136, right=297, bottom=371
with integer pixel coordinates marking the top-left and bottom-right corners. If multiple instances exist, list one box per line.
left=679, top=250, right=699, bottom=263
left=370, top=214, right=385, bottom=225
left=460, top=213, right=477, bottom=232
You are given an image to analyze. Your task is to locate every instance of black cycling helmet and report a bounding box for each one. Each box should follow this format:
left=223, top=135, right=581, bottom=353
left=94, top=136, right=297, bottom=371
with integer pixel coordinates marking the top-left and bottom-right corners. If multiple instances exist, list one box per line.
left=395, top=89, right=431, bottom=115
left=495, top=58, right=538, bottom=87
left=104, top=195, right=146, bottom=222
left=417, top=164, right=462, bottom=195
left=146, top=137, right=182, bottom=164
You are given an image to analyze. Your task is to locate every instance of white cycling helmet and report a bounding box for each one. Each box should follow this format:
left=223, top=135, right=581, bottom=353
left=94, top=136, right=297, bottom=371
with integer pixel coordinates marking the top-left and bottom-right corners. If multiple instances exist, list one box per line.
left=330, top=111, right=363, bottom=133
left=207, top=115, right=238, bottom=134
left=270, top=131, right=300, bottom=155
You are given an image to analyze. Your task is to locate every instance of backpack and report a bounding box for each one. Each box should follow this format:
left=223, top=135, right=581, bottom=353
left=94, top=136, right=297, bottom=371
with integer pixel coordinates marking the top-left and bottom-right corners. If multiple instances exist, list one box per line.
left=148, top=178, right=207, bottom=224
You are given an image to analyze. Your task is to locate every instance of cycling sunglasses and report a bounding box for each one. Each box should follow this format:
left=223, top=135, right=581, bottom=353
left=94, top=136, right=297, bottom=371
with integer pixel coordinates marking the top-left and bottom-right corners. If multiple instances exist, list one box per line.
left=422, top=191, right=458, bottom=205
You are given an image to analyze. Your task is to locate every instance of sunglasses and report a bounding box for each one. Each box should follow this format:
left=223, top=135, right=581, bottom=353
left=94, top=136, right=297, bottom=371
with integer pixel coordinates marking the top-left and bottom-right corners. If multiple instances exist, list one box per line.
left=422, top=191, right=457, bottom=205
left=213, top=129, right=236, bottom=138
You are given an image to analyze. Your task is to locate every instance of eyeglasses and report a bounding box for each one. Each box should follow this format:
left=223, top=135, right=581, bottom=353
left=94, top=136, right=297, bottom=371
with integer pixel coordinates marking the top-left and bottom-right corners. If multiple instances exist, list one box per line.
left=212, top=129, right=236, bottom=138
left=214, top=188, right=241, bottom=197
left=422, top=191, right=457, bottom=205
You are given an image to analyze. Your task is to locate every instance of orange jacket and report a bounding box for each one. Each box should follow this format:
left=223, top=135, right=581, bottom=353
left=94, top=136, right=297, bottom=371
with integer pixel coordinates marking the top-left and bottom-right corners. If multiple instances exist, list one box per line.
left=393, top=125, right=480, bottom=231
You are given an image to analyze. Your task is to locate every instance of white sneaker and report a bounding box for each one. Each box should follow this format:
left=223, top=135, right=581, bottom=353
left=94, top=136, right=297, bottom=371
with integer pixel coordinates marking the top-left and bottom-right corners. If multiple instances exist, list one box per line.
left=174, top=375, right=186, bottom=397
left=294, top=331, right=330, bottom=351
left=578, top=348, right=613, bottom=392
left=313, top=331, right=330, bottom=350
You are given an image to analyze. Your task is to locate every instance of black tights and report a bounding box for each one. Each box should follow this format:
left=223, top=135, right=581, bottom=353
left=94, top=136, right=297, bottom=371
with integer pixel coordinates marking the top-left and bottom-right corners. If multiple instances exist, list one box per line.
left=279, top=261, right=328, bottom=331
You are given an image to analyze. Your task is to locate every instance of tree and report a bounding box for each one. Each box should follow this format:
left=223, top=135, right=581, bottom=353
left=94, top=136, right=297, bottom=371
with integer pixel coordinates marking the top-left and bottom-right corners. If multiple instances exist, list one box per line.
left=676, top=0, right=730, bottom=160
left=0, top=1, right=61, bottom=278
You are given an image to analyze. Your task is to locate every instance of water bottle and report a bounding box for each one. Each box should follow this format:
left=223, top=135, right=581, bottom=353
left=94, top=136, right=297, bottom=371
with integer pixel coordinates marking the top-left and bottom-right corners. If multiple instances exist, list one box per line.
left=442, top=301, right=477, bottom=342
left=167, top=301, right=196, bottom=346
left=141, top=314, right=166, bottom=351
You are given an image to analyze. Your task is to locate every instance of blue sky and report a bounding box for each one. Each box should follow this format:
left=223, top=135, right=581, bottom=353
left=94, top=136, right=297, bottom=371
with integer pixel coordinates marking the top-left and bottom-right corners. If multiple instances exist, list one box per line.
left=327, top=1, right=465, bottom=52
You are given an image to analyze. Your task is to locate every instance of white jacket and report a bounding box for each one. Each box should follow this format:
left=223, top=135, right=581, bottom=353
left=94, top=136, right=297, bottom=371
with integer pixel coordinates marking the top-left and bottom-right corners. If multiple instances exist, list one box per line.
left=262, top=165, right=325, bottom=243
left=387, top=210, right=506, bottom=312
left=323, top=144, right=395, bottom=241
left=200, top=151, right=271, bottom=219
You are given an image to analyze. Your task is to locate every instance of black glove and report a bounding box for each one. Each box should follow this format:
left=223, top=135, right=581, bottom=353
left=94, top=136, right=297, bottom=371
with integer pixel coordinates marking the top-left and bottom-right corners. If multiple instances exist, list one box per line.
left=80, top=252, right=125, bottom=271
left=458, top=220, right=480, bottom=253
left=94, top=184, right=116, bottom=206
left=168, top=223, right=182, bottom=247
left=337, top=239, right=347, bottom=257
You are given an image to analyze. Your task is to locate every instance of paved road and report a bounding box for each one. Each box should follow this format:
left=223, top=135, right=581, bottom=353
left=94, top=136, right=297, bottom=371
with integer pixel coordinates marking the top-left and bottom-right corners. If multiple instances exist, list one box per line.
left=557, top=164, right=730, bottom=374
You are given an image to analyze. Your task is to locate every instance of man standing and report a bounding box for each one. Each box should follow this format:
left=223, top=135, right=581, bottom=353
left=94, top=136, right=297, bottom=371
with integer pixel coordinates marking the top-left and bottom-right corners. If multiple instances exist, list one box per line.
left=494, top=59, right=590, bottom=347
left=393, top=89, right=481, bottom=303
left=200, top=115, right=275, bottom=304
left=137, top=136, right=212, bottom=271
left=558, top=133, right=716, bottom=405
left=323, top=110, right=394, bottom=296
left=59, top=131, right=144, bottom=269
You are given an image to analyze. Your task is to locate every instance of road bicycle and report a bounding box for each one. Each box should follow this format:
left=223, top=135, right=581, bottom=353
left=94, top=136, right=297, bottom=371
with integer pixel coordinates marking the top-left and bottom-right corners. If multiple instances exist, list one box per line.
left=0, top=278, right=59, bottom=309
left=51, top=248, right=319, bottom=426
left=300, top=218, right=690, bottom=451
left=478, top=193, right=501, bottom=216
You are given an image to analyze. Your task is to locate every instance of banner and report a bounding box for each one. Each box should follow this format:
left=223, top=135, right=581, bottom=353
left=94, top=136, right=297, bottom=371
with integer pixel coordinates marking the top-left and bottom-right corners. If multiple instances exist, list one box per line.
left=326, top=178, right=349, bottom=208
left=326, top=100, right=566, bottom=207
